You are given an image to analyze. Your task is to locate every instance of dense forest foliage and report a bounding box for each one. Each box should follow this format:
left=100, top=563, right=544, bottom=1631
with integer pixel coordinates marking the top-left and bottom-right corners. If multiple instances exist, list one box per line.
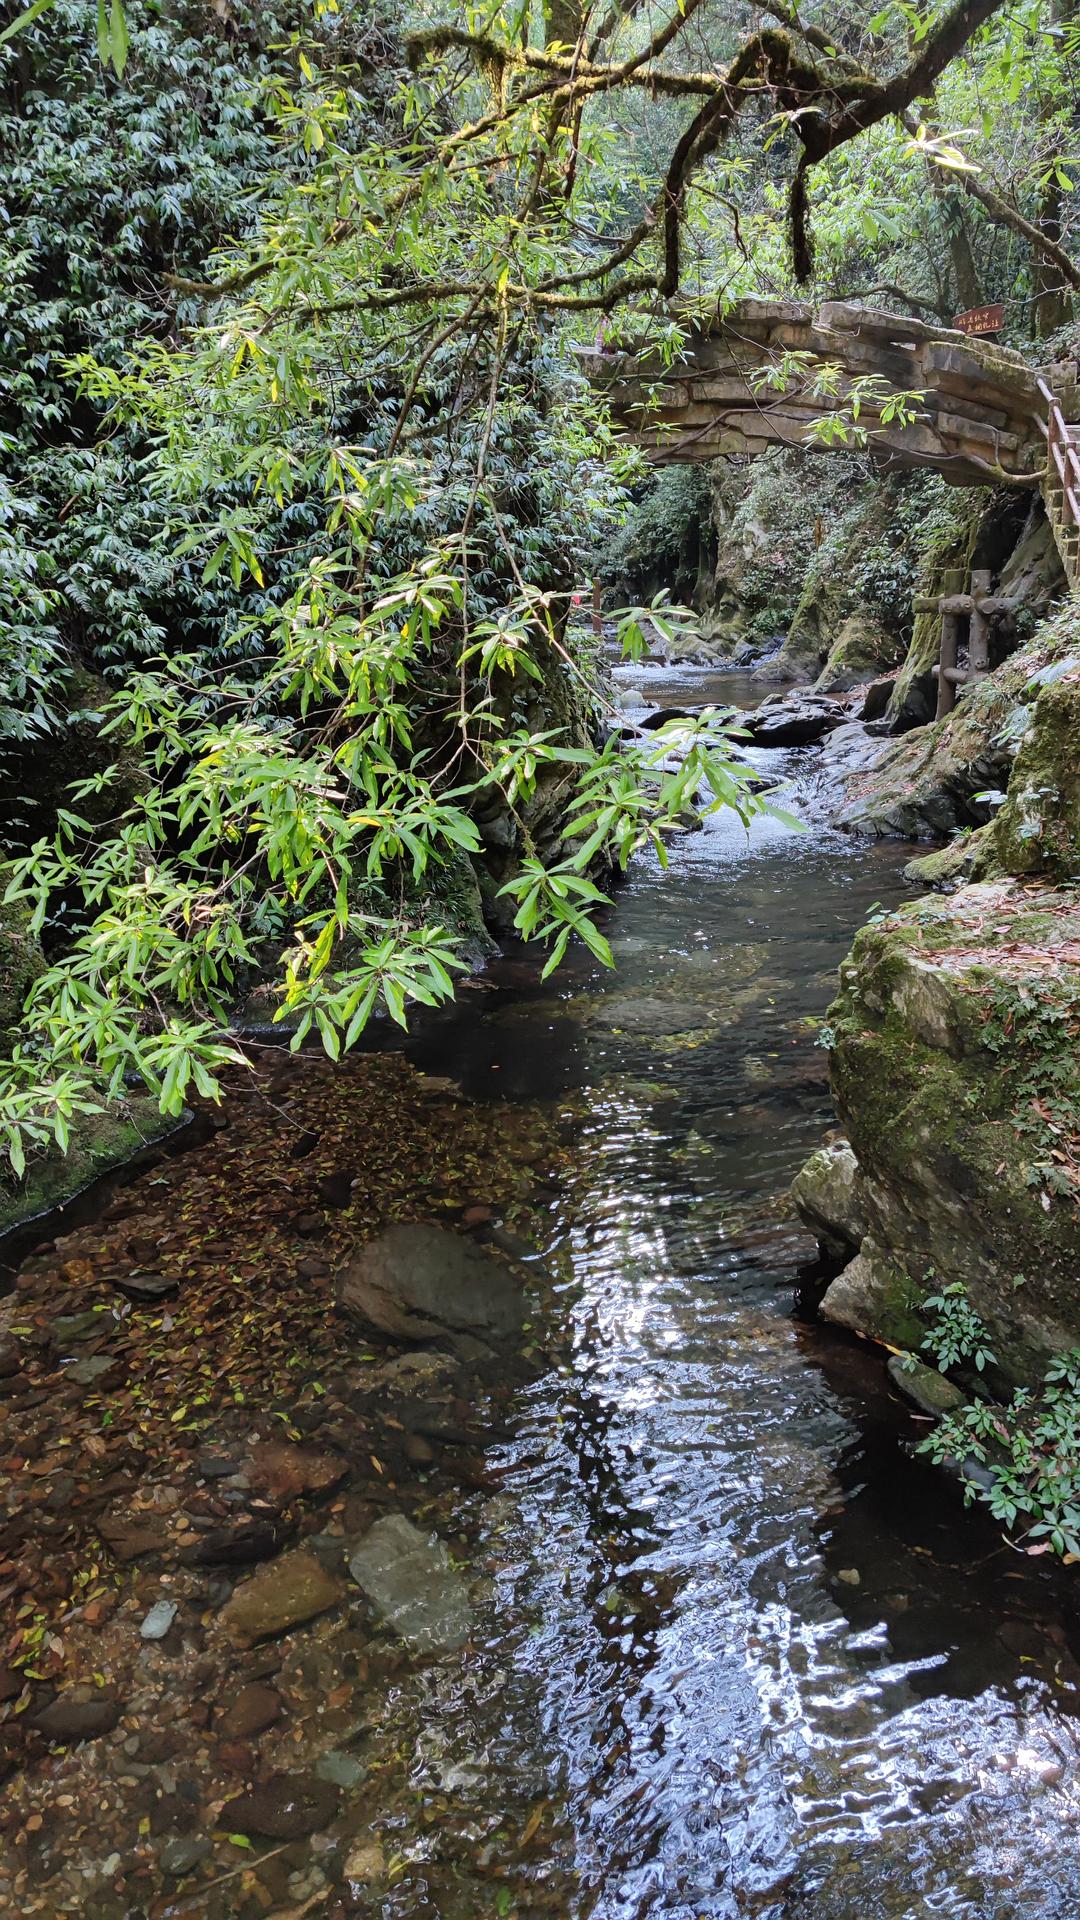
left=1, top=0, right=1078, bottom=1178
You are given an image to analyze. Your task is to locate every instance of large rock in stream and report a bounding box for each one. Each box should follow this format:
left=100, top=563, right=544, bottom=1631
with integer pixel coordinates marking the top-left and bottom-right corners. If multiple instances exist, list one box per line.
left=743, top=689, right=849, bottom=748
left=789, top=1140, right=868, bottom=1256
left=792, top=881, right=1080, bottom=1385
left=335, top=1223, right=525, bottom=1349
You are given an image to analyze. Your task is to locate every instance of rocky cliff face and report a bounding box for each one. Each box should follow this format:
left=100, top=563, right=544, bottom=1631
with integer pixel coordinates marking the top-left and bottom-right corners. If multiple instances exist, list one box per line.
left=795, top=877, right=1080, bottom=1387
left=664, top=453, right=940, bottom=677
left=988, top=664, right=1080, bottom=881
left=834, top=602, right=1079, bottom=843
left=798, top=648, right=1080, bottom=1388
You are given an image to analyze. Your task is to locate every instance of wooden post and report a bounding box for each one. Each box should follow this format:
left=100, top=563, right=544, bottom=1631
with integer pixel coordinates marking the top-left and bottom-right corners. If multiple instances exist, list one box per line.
left=935, top=567, right=964, bottom=720
left=968, top=566, right=992, bottom=677
left=591, top=580, right=603, bottom=639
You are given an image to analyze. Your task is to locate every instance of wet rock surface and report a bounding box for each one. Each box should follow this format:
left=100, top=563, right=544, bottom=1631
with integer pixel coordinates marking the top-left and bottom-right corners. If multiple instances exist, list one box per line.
left=744, top=689, right=849, bottom=747
left=348, top=1513, right=473, bottom=1652
left=335, top=1220, right=526, bottom=1347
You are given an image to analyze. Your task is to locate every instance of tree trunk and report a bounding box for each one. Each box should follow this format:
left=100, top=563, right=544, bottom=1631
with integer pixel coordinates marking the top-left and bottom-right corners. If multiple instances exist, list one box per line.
left=931, top=175, right=984, bottom=313
left=544, top=0, right=584, bottom=46
left=1035, top=179, right=1071, bottom=336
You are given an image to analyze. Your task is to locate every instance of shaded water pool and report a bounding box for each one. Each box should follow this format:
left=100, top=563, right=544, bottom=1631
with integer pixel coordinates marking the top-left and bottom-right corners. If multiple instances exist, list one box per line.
left=371, top=665, right=1080, bottom=1919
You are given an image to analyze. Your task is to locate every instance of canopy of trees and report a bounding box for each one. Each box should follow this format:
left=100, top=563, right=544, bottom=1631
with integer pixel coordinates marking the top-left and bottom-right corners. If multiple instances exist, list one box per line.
left=1, top=0, right=1078, bottom=1173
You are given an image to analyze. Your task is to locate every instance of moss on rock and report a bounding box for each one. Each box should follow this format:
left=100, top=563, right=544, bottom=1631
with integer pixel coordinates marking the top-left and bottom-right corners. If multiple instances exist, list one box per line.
left=988, top=670, right=1080, bottom=881
left=0, top=1098, right=187, bottom=1238
left=886, top=508, right=982, bottom=725
left=816, top=612, right=902, bottom=693
left=902, top=827, right=992, bottom=892
left=806, top=881, right=1080, bottom=1385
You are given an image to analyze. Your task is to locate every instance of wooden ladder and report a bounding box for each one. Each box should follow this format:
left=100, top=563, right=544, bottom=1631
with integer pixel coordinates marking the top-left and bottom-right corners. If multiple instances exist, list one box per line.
left=1036, top=374, right=1080, bottom=593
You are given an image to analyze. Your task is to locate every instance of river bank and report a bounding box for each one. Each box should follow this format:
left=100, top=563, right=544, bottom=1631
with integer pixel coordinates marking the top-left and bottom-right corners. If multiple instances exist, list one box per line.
left=2, top=666, right=1080, bottom=1920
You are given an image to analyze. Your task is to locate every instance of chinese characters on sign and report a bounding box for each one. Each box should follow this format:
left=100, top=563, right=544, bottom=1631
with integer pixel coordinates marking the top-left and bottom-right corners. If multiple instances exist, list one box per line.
left=952, top=304, right=1005, bottom=336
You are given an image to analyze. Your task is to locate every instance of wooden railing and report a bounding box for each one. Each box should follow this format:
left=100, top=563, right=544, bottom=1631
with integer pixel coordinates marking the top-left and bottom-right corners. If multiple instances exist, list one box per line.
left=917, top=568, right=1019, bottom=720
left=1035, top=375, right=1080, bottom=591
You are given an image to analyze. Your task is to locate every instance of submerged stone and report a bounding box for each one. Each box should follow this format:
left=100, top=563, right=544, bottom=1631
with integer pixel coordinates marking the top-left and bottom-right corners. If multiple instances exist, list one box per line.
left=139, top=1599, right=177, bottom=1641
left=584, top=995, right=722, bottom=1035
left=249, top=1438, right=349, bottom=1501
left=314, top=1747, right=367, bottom=1788
left=32, top=1694, right=120, bottom=1743
left=218, top=1681, right=283, bottom=1738
left=887, top=1354, right=967, bottom=1417
left=348, top=1513, right=472, bottom=1652
left=219, top=1549, right=343, bottom=1645
left=54, top=1311, right=108, bottom=1345
left=221, top=1771, right=341, bottom=1839
left=66, top=1354, right=115, bottom=1386
left=159, top=1835, right=211, bottom=1879
left=336, top=1223, right=524, bottom=1346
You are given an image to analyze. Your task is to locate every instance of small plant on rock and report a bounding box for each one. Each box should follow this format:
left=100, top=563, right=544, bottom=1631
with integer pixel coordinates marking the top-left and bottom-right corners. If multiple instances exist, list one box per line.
left=921, top=1350, right=1080, bottom=1560
left=920, top=1277, right=997, bottom=1374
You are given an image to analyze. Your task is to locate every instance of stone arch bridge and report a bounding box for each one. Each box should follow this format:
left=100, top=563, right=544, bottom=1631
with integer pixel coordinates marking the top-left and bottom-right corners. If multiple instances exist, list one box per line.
left=579, top=297, right=1075, bottom=493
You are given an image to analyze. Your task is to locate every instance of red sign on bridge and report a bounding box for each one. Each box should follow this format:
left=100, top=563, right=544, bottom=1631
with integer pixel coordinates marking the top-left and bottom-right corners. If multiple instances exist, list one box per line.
left=952, top=303, right=1004, bottom=336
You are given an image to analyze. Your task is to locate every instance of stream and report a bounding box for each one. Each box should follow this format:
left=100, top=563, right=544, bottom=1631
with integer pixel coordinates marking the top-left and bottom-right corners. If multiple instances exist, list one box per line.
left=6, top=663, right=1080, bottom=1919
left=367, top=662, right=1080, bottom=1920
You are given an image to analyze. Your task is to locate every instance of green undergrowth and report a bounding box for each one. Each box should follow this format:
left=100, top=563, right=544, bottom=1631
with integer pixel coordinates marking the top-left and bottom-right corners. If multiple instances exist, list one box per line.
left=917, top=1295, right=1080, bottom=1560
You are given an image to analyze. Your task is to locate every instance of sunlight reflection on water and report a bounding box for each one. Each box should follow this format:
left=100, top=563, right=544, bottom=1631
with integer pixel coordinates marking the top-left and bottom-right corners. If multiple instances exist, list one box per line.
left=388, top=666, right=1080, bottom=1920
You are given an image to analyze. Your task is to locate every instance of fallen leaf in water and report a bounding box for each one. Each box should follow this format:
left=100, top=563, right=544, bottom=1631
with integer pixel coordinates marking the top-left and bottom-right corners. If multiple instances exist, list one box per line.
left=518, top=1806, right=544, bottom=1846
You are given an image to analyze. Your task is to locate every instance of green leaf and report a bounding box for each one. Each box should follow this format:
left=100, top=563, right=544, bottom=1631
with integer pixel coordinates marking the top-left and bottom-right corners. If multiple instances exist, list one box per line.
left=109, top=0, right=128, bottom=74
left=0, top=0, right=58, bottom=48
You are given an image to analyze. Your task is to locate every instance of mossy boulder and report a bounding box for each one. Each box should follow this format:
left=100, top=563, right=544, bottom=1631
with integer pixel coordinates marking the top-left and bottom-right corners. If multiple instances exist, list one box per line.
left=815, top=612, right=902, bottom=694
left=0, top=1097, right=184, bottom=1238
left=790, top=1139, right=869, bottom=1253
left=802, top=881, right=1080, bottom=1385
left=0, top=868, right=186, bottom=1237
left=902, top=827, right=992, bottom=892
left=817, top=1239, right=927, bottom=1352
left=836, top=628, right=1080, bottom=841
left=988, top=669, right=1080, bottom=881
left=401, top=848, right=497, bottom=968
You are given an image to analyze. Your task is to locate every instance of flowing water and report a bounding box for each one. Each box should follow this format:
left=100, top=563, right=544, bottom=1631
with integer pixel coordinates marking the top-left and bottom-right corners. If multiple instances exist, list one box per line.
left=9, top=664, right=1080, bottom=1919
left=366, top=663, right=1080, bottom=1920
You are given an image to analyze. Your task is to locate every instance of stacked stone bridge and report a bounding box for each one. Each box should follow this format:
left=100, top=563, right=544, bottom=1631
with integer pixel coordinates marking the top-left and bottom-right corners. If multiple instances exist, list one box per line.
left=580, top=298, right=1071, bottom=490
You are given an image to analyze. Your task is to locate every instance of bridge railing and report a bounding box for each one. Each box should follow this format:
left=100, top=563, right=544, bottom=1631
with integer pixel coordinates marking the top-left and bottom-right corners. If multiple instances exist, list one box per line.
left=1035, top=376, right=1080, bottom=591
